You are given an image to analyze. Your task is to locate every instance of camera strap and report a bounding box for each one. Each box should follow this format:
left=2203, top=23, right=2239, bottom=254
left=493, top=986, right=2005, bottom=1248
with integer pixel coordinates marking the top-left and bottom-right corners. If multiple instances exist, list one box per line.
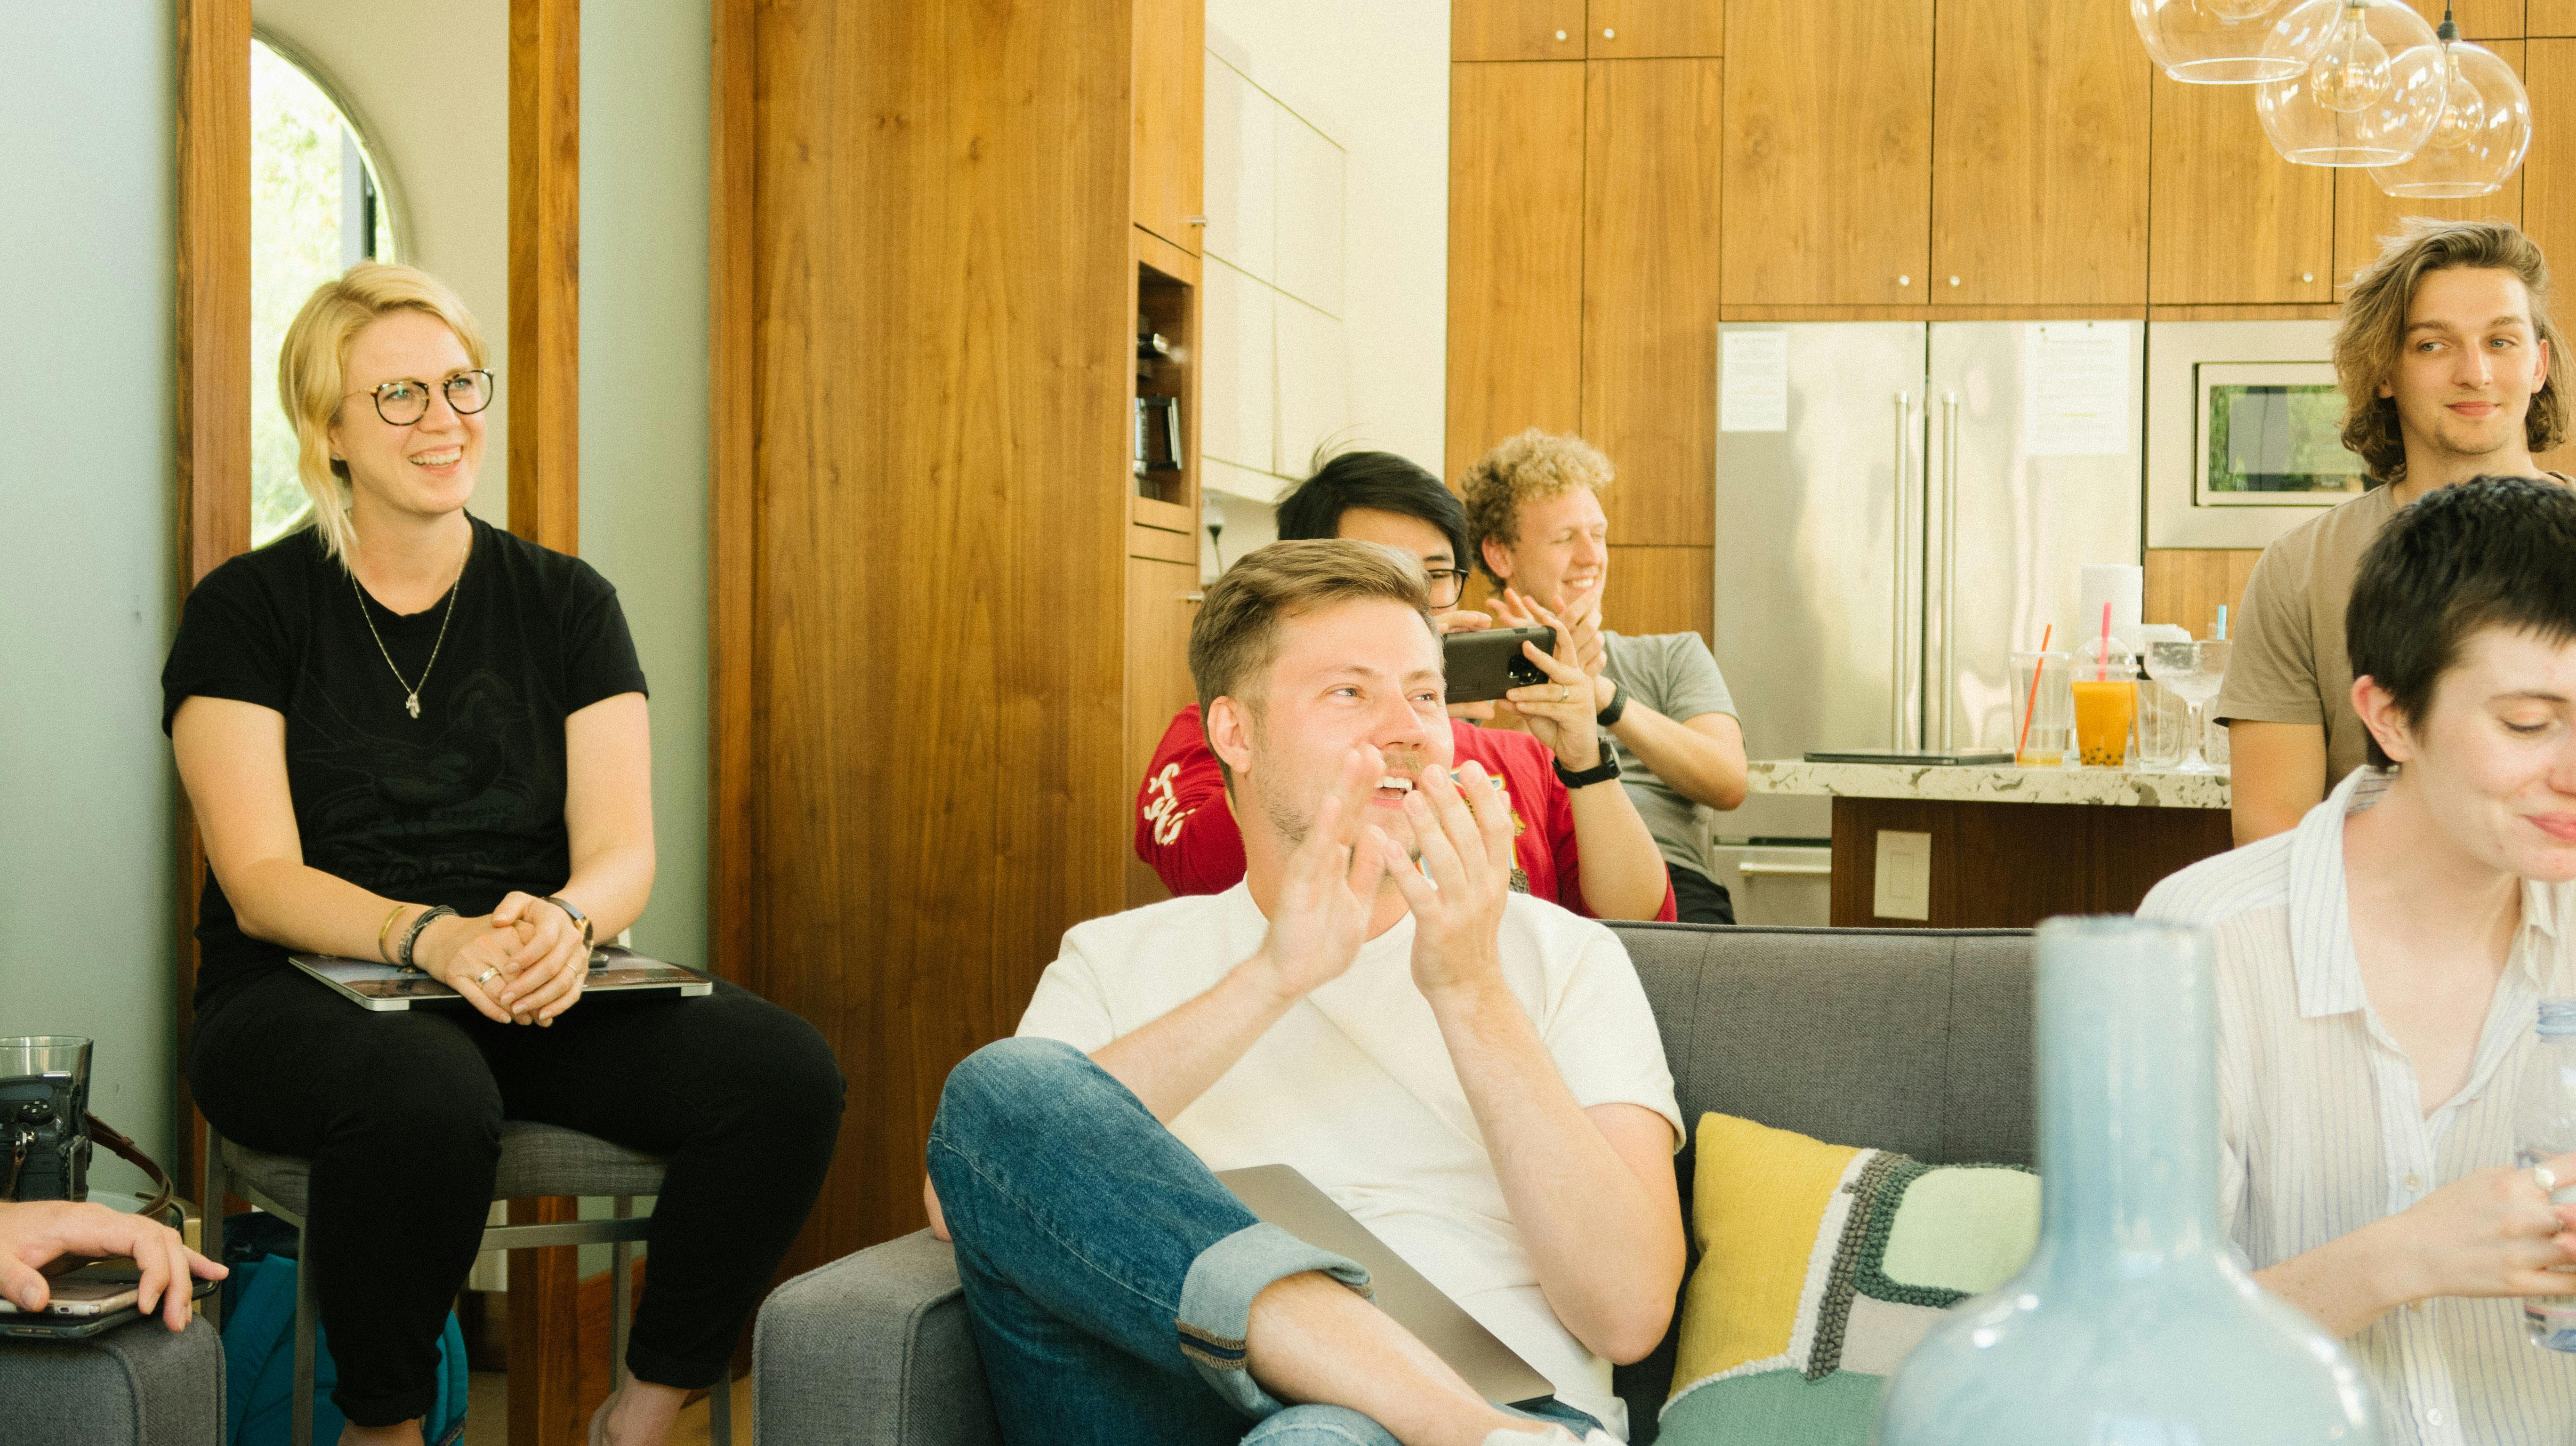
left=83, top=1115, right=174, bottom=1222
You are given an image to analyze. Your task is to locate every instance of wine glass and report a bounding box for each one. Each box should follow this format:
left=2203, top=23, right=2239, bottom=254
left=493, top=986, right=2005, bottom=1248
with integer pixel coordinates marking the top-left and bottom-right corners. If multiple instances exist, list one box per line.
left=2146, top=639, right=2230, bottom=774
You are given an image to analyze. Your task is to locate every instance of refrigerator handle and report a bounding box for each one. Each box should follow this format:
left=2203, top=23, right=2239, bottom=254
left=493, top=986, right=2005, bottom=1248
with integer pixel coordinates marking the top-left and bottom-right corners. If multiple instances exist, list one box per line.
left=1940, top=391, right=1960, bottom=753
left=1889, top=389, right=1913, bottom=750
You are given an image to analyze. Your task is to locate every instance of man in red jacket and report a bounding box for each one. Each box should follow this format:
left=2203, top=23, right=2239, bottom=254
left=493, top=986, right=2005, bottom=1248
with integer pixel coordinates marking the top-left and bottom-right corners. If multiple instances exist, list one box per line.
left=1138, top=452, right=1674, bottom=921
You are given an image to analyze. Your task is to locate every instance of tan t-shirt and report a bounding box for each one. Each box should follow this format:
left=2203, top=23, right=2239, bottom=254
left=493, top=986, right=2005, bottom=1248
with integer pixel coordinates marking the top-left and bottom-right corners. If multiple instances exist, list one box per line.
left=2213, top=487, right=2400, bottom=790
left=2218, top=474, right=2574, bottom=789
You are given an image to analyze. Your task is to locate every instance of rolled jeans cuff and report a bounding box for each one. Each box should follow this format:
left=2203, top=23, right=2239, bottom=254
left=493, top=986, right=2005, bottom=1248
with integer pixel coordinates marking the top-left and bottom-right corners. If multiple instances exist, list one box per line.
left=1176, top=1221, right=1373, bottom=1417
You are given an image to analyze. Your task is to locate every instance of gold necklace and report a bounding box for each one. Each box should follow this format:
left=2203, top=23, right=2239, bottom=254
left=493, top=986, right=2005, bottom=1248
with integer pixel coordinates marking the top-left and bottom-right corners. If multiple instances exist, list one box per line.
left=352, top=530, right=470, bottom=720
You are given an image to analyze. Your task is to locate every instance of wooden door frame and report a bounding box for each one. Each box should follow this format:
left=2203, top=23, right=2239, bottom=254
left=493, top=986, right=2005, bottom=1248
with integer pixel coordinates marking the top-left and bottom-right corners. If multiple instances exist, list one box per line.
left=171, top=2, right=587, bottom=1441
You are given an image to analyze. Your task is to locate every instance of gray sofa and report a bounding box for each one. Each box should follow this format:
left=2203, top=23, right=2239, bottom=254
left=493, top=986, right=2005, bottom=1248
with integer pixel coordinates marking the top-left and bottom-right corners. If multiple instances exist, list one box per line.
left=0, top=1315, right=225, bottom=1446
left=753, top=924, right=2037, bottom=1446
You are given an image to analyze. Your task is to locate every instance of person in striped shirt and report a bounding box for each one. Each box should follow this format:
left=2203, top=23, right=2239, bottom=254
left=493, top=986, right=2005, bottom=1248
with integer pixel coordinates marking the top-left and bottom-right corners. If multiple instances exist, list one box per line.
left=2142, top=476, right=2576, bottom=1444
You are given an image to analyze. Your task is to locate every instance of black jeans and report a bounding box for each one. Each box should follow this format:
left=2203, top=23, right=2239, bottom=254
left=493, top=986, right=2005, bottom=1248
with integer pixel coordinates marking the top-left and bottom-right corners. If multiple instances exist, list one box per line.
left=190, top=967, right=844, bottom=1427
left=1668, top=863, right=1736, bottom=925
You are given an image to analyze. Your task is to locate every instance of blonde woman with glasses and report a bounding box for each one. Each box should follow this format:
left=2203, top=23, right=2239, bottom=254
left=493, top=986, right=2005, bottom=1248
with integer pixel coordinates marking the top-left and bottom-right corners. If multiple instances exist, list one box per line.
left=161, top=263, right=842, bottom=1446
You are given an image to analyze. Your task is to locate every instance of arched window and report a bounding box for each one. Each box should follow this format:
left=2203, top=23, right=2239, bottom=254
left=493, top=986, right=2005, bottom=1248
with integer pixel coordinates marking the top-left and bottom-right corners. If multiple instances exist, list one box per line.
left=250, top=37, right=401, bottom=546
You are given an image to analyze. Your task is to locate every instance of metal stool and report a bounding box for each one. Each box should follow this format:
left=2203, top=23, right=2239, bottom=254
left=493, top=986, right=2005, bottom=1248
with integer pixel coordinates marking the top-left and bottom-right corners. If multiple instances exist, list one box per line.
left=203, top=1119, right=733, bottom=1446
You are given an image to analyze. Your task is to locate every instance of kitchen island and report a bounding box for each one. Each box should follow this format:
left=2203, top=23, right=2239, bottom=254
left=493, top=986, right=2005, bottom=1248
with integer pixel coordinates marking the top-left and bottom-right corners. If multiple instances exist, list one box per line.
left=1748, top=760, right=2233, bottom=929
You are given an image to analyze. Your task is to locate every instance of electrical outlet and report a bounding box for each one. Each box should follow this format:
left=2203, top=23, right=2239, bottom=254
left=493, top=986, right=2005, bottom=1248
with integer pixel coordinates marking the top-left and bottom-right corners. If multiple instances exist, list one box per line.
left=1873, top=829, right=1932, bottom=921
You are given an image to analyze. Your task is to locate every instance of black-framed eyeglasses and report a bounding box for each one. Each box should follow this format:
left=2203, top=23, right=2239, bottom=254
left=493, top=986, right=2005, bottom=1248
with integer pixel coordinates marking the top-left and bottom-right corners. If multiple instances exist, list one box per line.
left=1425, top=568, right=1469, bottom=609
left=349, top=369, right=496, bottom=426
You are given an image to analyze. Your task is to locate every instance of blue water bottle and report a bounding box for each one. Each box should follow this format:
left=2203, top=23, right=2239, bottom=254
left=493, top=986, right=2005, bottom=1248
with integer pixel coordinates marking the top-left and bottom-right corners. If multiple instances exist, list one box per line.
left=2512, top=997, right=2576, bottom=1351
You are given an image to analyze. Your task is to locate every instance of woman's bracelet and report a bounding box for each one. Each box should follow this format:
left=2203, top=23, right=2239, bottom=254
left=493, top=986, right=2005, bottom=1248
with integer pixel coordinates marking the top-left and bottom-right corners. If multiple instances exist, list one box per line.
left=375, top=903, right=410, bottom=965
left=398, top=906, right=459, bottom=972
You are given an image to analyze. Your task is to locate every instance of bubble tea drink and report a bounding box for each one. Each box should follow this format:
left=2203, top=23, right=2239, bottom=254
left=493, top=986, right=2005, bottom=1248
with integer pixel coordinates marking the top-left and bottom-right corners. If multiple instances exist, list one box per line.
left=2070, top=675, right=2136, bottom=768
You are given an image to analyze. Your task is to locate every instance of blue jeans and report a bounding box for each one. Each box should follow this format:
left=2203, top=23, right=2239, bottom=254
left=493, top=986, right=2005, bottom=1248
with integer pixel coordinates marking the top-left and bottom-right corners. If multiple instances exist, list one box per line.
left=927, top=1038, right=1605, bottom=1446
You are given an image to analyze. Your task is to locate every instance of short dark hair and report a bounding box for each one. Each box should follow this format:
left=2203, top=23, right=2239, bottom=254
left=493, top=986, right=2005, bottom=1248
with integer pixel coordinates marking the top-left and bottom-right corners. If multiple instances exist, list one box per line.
left=2347, top=476, right=2576, bottom=768
left=1275, top=451, right=1467, bottom=566
left=1188, top=538, right=1434, bottom=784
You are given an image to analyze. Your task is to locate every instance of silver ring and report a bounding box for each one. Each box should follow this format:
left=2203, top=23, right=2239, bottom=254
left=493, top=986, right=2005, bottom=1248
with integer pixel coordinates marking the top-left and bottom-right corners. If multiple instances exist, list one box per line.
left=1559, top=684, right=1571, bottom=703
left=2540, top=1165, right=2560, bottom=1195
left=474, top=967, right=499, bottom=986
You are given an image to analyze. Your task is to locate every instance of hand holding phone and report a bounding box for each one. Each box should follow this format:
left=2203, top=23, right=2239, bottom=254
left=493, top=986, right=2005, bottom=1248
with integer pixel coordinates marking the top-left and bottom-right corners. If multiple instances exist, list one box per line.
left=1442, top=626, right=1555, bottom=705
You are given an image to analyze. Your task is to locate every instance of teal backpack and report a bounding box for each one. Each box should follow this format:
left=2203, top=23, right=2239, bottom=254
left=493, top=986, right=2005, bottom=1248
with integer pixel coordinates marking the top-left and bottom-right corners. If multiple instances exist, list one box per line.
left=219, top=1218, right=469, bottom=1446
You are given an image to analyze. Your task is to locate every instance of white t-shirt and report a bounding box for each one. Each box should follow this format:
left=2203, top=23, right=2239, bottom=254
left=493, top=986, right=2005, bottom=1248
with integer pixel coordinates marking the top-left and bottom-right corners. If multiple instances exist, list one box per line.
left=1017, top=882, right=1683, bottom=1438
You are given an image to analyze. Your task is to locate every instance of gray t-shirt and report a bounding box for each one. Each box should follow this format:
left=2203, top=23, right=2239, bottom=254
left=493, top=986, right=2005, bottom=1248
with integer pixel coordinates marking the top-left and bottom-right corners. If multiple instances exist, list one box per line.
left=1600, top=630, right=1738, bottom=883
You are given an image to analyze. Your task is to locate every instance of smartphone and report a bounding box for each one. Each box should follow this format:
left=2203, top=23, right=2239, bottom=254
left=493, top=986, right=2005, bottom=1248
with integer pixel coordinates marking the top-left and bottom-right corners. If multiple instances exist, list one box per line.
left=0, top=1272, right=139, bottom=1317
left=1442, top=626, right=1555, bottom=705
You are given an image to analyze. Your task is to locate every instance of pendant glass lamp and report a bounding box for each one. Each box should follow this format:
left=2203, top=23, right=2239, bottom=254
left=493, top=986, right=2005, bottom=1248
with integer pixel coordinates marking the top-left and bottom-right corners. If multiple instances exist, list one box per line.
left=2369, top=14, right=2532, bottom=196
left=2132, top=0, right=2339, bottom=83
left=2257, top=0, right=2447, bottom=166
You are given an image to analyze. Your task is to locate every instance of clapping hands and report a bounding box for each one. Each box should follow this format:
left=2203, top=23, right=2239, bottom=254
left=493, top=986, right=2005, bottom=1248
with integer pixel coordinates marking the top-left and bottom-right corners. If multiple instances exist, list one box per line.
left=1247, top=746, right=1396, bottom=1003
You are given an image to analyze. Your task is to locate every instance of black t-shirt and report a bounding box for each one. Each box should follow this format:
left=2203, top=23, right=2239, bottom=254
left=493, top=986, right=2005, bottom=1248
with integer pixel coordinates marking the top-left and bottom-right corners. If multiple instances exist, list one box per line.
left=161, top=518, right=647, bottom=1006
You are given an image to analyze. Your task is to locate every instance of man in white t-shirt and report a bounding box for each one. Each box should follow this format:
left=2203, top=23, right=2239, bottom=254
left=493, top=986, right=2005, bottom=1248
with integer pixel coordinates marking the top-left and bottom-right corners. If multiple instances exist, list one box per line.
left=921, top=539, right=1685, bottom=1446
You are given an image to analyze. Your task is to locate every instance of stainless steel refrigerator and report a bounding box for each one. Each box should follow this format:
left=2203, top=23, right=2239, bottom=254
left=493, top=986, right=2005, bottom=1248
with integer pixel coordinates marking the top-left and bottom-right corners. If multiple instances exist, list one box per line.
left=1713, top=321, right=2145, bottom=842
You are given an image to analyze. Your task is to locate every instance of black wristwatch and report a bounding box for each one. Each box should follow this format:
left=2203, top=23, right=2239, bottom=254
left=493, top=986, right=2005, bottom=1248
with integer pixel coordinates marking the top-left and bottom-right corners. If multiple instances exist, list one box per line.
left=1554, top=751, right=1622, bottom=790
left=1594, top=678, right=1628, bottom=728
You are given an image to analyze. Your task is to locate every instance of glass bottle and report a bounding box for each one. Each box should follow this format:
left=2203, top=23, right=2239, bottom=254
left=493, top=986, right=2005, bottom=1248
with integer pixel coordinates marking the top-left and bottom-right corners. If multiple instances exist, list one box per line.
left=2511, top=997, right=2576, bottom=1351
left=1877, top=917, right=2381, bottom=1444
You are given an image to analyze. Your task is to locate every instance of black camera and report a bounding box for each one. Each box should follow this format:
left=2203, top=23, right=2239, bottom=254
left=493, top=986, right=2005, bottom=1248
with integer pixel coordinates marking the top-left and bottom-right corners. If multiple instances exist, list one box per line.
left=0, top=1067, right=92, bottom=1203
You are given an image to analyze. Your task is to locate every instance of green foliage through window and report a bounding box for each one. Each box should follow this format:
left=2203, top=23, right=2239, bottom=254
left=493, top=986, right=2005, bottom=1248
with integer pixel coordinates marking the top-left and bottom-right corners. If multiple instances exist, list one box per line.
left=251, top=40, right=397, bottom=546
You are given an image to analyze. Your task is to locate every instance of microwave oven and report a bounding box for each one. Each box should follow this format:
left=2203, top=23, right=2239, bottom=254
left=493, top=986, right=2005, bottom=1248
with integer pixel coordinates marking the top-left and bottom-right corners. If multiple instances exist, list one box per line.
left=2146, top=319, right=2373, bottom=548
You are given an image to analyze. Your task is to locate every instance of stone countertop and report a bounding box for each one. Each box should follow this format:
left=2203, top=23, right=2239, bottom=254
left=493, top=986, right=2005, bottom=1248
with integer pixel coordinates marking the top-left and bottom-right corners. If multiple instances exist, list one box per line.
left=1748, top=758, right=2231, bottom=810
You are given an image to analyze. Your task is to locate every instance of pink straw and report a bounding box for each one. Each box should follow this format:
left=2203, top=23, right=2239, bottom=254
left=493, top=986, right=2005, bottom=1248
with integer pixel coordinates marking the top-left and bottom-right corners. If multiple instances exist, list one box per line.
left=2097, top=602, right=2113, bottom=682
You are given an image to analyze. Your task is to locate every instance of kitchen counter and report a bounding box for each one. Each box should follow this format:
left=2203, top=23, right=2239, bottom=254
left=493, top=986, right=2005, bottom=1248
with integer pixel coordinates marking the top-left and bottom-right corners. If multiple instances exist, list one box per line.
left=1750, top=759, right=2238, bottom=928
left=1749, top=759, right=2230, bottom=811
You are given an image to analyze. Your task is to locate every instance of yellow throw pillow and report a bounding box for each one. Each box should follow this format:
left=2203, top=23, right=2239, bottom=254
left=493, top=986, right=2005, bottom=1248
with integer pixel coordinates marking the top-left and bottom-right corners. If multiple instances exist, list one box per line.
left=1659, top=1114, right=2039, bottom=1442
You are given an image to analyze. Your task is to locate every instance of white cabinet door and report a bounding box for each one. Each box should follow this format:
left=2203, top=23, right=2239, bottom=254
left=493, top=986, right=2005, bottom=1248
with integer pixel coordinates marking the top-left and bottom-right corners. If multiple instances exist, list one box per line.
left=1274, top=295, right=1349, bottom=474
left=1273, top=112, right=1345, bottom=316
left=1199, top=257, right=1275, bottom=474
left=1203, top=53, right=1276, bottom=282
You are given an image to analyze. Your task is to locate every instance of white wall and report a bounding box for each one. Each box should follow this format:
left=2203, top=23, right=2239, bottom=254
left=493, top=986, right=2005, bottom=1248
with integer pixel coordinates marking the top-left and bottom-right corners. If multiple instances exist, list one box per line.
left=0, top=0, right=179, bottom=1184
left=255, top=0, right=512, bottom=529
left=1198, top=1, right=1449, bottom=572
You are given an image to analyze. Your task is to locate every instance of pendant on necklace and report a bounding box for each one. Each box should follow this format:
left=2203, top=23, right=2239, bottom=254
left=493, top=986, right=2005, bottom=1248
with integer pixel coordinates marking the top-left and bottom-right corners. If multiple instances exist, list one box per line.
left=405, top=692, right=421, bottom=719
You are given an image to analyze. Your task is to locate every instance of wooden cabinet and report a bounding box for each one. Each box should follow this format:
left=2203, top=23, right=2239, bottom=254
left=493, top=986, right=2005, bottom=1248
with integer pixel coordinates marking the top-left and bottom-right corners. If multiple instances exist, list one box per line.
left=1453, top=0, right=1588, bottom=60
left=1132, top=0, right=1204, bottom=251
left=1124, top=549, right=1200, bottom=907
left=1604, top=545, right=1715, bottom=641
left=2527, top=40, right=2576, bottom=290
left=2143, top=548, right=2260, bottom=638
left=1583, top=59, right=1720, bottom=544
left=2147, top=68, right=2335, bottom=303
left=1722, top=0, right=1932, bottom=305
left=2430, top=0, right=2531, bottom=39
left=1932, top=0, right=2149, bottom=305
left=1132, top=227, right=1200, bottom=533
left=1590, top=0, right=1723, bottom=57
left=1447, top=61, right=1587, bottom=480
left=2332, top=42, right=2525, bottom=292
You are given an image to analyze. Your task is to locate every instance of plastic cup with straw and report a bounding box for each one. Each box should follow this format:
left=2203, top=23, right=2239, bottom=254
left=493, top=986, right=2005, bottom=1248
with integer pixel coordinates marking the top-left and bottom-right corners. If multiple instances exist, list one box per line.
left=2016, top=623, right=2054, bottom=765
left=2070, top=601, right=2134, bottom=768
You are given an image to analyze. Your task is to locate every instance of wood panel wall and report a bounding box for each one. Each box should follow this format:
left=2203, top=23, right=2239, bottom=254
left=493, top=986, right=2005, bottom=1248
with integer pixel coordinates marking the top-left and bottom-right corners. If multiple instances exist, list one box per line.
left=172, top=0, right=252, bottom=1199
left=711, top=0, right=1133, bottom=1278
left=507, top=0, right=581, bottom=555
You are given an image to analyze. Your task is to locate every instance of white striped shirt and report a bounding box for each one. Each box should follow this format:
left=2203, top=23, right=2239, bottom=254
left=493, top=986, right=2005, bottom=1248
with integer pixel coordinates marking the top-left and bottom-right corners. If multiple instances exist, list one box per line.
left=2141, top=767, right=2576, bottom=1445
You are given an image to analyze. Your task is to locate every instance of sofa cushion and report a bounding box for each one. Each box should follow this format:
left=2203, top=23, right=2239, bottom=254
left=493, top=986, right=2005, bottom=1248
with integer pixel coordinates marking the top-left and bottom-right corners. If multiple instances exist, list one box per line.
left=1616, top=925, right=2036, bottom=1168
left=1606, top=924, right=2035, bottom=1442
left=1654, top=1114, right=2038, bottom=1446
